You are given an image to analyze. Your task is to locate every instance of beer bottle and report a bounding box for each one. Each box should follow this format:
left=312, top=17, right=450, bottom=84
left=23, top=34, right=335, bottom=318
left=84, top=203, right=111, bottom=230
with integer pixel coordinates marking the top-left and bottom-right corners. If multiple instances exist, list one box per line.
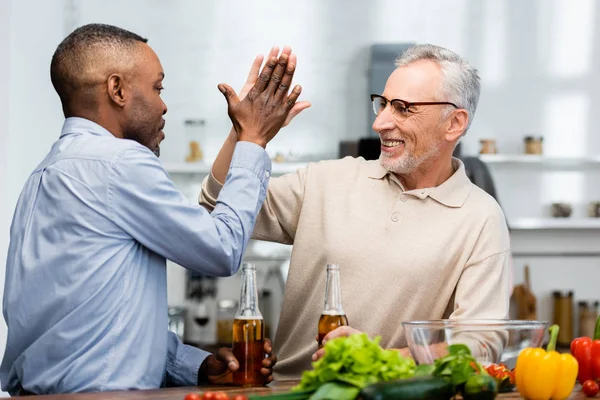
left=232, top=263, right=265, bottom=387
left=317, top=264, right=348, bottom=349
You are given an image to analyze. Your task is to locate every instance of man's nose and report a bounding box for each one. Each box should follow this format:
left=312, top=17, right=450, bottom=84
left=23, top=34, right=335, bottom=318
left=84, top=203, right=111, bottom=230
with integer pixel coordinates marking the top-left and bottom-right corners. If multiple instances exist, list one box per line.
left=372, top=106, right=395, bottom=133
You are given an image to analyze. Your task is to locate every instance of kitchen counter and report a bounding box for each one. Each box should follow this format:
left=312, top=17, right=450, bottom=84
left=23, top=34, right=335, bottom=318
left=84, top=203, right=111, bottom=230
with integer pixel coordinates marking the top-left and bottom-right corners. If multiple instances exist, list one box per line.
left=19, top=381, right=589, bottom=399
left=19, top=381, right=298, bottom=399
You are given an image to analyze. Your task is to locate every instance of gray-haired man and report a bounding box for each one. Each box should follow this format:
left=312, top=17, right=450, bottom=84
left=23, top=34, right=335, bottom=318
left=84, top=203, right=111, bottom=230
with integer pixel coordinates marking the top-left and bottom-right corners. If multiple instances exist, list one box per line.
left=200, top=44, right=511, bottom=379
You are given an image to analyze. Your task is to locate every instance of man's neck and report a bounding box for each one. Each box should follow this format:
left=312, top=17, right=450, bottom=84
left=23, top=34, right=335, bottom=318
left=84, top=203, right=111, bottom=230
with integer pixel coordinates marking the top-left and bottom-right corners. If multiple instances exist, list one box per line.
left=66, top=107, right=123, bottom=139
left=395, top=157, right=455, bottom=191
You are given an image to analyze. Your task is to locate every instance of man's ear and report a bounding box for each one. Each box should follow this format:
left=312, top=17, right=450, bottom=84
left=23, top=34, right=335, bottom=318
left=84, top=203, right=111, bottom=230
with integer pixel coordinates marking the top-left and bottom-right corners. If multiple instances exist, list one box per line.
left=444, top=109, right=469, bottom=142
left=107, top=74, right=127, bottom=107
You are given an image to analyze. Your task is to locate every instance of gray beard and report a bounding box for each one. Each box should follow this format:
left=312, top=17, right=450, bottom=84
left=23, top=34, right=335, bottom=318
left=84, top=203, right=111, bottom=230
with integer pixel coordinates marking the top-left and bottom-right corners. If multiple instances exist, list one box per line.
left=379, top=142, right=442, bottom=175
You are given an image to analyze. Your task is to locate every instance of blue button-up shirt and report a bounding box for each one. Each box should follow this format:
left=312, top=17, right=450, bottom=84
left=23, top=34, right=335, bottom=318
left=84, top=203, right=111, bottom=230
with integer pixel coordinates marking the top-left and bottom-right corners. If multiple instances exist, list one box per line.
left=1, top=117, right=271, bottom=394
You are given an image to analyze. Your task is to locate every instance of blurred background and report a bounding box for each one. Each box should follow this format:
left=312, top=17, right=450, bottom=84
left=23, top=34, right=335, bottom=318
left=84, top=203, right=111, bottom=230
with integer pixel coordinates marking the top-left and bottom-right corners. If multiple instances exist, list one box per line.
left=1, top=0, right=600, bottom=388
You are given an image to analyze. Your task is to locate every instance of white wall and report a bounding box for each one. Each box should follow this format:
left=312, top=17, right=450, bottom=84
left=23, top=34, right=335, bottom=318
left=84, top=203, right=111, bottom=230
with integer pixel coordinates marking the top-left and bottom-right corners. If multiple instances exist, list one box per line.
left=0, top=1, right=12, bottom=385
left=1, top=1, right=65, bottom=392
left=66, top=0, right=600, bottom=162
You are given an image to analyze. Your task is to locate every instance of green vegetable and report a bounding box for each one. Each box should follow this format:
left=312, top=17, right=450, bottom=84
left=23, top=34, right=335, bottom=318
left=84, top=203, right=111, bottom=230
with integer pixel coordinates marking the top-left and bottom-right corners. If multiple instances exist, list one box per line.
left=462, top=374, right=498, bottom=400
left=308, top=382, right=361, bottom=400
left=413, top=364, right=435, bottom=377
left=431, top=344, right=485, bottom=392
left=356, top=376, right=454, bottom=400
left=293, top=334, right=416, bottom=393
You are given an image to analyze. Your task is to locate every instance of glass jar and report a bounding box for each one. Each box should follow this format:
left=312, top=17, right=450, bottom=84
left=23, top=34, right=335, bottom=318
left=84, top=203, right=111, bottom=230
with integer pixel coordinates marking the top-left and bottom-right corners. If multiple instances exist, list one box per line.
left=479, top=139, right=497, bottom=154
left=184, top=119, right=206, bottom=163
left=216, top=299, right=238, bottom=346
left=524, top=136, right=543, bottom=155
left=168, top=306, right=187, bottom=342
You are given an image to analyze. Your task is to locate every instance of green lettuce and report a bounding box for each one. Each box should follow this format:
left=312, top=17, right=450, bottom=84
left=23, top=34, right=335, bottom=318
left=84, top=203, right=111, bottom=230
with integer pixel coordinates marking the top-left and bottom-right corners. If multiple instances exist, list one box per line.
left=293, top=333, right=416, bottom=392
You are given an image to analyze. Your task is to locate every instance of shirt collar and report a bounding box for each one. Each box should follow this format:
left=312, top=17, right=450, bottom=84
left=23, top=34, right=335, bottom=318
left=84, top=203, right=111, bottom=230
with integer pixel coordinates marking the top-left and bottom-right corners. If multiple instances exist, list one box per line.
left=367, top=158, right=473, bottom=208
left=59, top=117, right=116, bottom=139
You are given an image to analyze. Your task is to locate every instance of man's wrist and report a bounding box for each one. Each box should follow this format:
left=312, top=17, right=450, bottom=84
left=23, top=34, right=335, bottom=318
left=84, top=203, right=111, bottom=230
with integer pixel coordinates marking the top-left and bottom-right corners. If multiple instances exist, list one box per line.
left=197, top=355, right=210, bottom=386
left=238, top=134, right=267, bottom=149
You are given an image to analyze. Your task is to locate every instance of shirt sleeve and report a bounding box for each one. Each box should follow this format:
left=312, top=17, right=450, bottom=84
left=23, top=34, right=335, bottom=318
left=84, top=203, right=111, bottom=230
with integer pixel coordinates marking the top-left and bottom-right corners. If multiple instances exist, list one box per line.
left=108, top=141, right=271, bottom=276
left=164, top=330, right=210, bottom=387
left=199, top=164, right=308, bottom=244
left=448, top=209, right=512, bottom=361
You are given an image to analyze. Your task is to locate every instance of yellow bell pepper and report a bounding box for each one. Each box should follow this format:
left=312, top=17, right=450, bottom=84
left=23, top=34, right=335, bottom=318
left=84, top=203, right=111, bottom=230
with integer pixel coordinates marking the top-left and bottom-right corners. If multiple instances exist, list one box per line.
left=516, top=324, right=578, bottom=400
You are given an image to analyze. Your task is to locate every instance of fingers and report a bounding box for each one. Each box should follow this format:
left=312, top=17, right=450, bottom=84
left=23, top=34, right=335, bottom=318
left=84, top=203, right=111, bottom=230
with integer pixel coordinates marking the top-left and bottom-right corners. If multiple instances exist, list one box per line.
left=312, top=348, right=326, bottom=361
left=250, top=55, right=278, bottom=97
left=283, top=100, right=311, bottom=127
left=243, top=45, right=282, bottom=87
left=215, top=347, right=239, bottom=372
left=268, top=46, right=281, bottom=59
left=274, top=53, right=296, bottom=102
left=264, top=338, right=273, bottom=354
left=284, top=85, right=303, bottom=112
left=244, top=54, right=265, bottom=88
left=249, top=46, right=292, bottom=99
left=265, top=53, right=289, bottom=95
left=280, top=45, right=292, bottom=57
left=217, top=83, right=240, bottom=109
left=322, top=326, right=362, bottom=344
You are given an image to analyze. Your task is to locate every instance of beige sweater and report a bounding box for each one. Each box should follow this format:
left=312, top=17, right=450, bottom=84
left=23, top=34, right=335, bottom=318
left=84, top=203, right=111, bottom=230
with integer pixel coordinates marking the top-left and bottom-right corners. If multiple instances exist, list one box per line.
left=200, top=156, right=511, bottom=380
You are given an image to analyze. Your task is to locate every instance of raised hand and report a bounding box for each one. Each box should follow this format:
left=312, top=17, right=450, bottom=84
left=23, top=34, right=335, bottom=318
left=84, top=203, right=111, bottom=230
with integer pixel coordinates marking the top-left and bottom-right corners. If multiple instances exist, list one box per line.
left=238, top=47, right=310, bottom=128
left=218, top=48, right=304, bottom=148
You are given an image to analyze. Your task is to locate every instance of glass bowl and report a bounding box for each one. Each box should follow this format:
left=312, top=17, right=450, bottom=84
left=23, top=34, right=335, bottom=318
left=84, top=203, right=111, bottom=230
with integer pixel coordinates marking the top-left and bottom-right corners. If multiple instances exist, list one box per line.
left=402, top=319, right=548, bottom=369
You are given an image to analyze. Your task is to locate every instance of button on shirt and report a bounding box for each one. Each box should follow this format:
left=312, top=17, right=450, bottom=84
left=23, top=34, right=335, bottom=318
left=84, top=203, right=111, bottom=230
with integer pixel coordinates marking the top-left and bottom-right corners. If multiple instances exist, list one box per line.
left=1, top=117, right=271, bottom=395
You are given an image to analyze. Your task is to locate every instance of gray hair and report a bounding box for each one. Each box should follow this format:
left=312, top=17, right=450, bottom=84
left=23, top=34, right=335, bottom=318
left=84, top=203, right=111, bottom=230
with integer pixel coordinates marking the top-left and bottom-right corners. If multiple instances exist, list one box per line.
left=395, top=44, right=480, bottom=135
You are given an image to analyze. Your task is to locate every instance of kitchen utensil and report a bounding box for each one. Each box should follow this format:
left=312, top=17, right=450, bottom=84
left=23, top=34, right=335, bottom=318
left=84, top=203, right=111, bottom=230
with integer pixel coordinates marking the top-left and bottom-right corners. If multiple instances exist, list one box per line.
left=510, top=265, right=537, bottom=320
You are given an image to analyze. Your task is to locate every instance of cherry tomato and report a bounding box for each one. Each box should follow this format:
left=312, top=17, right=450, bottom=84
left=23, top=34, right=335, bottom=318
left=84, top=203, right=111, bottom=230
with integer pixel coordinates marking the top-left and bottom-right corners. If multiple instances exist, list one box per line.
left=184, top=393, right=201, bottom=400
left=582, top=380, right=599, bottom=397
left=213, top=392, right=229, bottom=400
left=201, top=392, right=217, bottom=400
left=231, top=396, right=248, bottom=400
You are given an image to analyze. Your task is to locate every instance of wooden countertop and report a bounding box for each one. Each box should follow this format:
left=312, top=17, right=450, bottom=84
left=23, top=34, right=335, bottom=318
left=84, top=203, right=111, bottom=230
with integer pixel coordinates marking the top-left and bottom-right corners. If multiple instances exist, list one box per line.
left=21, top=381, right=299, bottom=399
left=22, top=381, right=589, bottom=399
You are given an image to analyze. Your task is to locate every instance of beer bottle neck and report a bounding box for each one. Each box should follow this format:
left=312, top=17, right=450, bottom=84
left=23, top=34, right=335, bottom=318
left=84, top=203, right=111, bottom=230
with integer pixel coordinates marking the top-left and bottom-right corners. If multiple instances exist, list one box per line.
left=323, top=265, right=344, bottom=314
left=237, top=264, right=263, bottom=319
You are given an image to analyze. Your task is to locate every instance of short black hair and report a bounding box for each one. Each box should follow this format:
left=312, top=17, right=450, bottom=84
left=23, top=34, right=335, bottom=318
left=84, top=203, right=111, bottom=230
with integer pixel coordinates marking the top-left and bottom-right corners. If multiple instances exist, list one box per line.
left=50, top=23, right=148, bottom=112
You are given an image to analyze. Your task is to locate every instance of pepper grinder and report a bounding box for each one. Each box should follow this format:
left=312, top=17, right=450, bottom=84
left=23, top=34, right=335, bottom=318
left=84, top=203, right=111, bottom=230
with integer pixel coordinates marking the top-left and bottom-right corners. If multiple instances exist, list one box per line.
left=553, top=291, right=574, bottom=347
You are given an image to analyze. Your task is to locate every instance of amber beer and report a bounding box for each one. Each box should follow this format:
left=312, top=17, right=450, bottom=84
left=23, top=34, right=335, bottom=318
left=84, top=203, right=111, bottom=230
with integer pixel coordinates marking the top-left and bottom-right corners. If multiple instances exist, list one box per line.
left=318, top=313, right=349, bottom=349
left=317, top=264, right=348, bottom=349
left=232, top=264, right=265, bottom=387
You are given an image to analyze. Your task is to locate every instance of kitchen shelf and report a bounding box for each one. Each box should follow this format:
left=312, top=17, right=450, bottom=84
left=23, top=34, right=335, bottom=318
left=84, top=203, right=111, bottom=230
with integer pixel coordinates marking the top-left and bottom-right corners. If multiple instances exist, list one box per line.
left=161, top=162, right=310, bottom=176
left=509, top=218, right=600, bottom=230
left=479, top=154, right=600, bottom=168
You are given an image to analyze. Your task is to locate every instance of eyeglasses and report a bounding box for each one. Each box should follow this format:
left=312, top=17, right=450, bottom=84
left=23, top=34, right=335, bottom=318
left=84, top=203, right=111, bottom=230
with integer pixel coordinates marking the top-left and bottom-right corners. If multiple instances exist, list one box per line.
left=370, top=94, right=459, bottom=119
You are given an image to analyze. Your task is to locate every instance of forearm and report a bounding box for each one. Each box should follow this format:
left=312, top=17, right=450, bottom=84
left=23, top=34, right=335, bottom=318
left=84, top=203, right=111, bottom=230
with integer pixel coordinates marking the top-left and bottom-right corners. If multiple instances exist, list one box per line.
left=164, top=331, right=211, bottom=387
left=211, top=128, right=238, bottom=184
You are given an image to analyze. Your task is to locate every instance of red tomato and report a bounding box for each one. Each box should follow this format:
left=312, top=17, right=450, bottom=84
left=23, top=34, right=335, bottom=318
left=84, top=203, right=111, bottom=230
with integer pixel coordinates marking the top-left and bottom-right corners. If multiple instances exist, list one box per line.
left=582, top=380, right=600, bottom=397
left=232, top=396, right=249, bottom=400
left=213, top=392, right=229, bottom=400
left=184, top=393, right=201, bottom=400
left=201, top=392, right=217, bottom=400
